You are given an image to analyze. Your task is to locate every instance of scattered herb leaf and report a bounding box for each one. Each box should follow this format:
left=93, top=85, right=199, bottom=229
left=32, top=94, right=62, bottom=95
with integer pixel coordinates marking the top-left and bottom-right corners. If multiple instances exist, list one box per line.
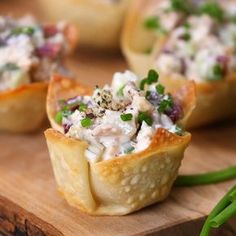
left=81, top=118, right=93, bottom=128
left=138, top=112, right=153, bottom=126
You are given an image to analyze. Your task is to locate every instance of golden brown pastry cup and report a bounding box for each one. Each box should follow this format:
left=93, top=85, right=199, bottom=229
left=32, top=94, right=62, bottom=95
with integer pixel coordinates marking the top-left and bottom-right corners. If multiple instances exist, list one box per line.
left=37, top=0, right=130, bottom=50
left=44, top=74, right=195, bottom=215
left=0, top=24, right=78, bottom=133
left=121, top=0, right=236, bottom=128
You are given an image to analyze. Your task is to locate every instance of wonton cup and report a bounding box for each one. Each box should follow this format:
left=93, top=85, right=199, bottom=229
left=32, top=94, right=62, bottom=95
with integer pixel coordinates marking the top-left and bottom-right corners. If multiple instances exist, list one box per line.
left=0, top=25, right=78, bottom=133
left=121, top=0, right=236, bottom=128
left=45, top=74, right=195, bottom=215
left=38, top=0, right=130, bottom=50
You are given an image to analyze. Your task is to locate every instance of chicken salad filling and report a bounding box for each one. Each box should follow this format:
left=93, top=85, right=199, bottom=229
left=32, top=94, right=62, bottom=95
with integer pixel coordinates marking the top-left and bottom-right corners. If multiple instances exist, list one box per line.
left=0, top=15, right=72, bottom=92
left=55, top=70, right=184, bottom=163
left=144, top=0, right=236, bottom=82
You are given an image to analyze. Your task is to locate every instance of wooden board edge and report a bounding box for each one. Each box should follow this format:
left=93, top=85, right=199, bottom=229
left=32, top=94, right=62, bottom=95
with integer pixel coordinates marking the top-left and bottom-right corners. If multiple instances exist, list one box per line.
left=0, top=195, right=63, bottom=236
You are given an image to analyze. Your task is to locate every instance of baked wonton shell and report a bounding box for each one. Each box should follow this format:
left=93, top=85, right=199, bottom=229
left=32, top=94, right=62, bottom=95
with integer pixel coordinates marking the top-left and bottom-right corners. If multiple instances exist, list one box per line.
left=0, top=82, right=48, bottom=133
left=0, top=24, right=78, bottom=133
left=121, top=0, right=236, bottom=128
left=45, top=74, right=194, bottom=215
left=37, top=0, right=130, bottom=50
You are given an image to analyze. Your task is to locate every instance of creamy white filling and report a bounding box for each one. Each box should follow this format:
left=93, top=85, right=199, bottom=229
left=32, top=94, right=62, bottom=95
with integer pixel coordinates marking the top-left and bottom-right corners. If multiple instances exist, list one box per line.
left=153, top=2, right=236, bottom=82
left=0, top=16, right=68, bottom=91
left=65, top=71, right=179, bottom=163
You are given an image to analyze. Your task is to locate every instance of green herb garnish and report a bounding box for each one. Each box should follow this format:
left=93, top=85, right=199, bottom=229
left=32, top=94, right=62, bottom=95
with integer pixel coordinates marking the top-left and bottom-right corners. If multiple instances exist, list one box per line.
left=181, top=32, right=191, bottom=41
left=155, top=84, right=165, bottom=94
left=81, top=118, right=93, bottom=128
left=0, top=63, right=20, bottom=76
left=175, top=166, right=236, bottom=187
left=140, top=69, right=159, bottom=90
left=79, top=103, right=87, bottom=112
left=147, top=69, right=159, bottom=84
left=144, top=16, right=160, bottom=29
left=145, top=90, right=151, bottom=98
left=124, top=146, right=135, bottom=154
left=54, top=111, right=63, bottom=124
left=174, top=125, right=183, bottom=136
left=140, top=78, right=148, bottom=90
left=11, top=27, right=35, bottom=36
left=54, top=106, right=72, bottom=124
left=208, top=64, right=223, bottom=81
left=200, top=186, right=236, bottom=236
left=183, top=22, right=191, bottom=29
left=199, top=2, right=225, bottom=22
left=3, top=63, right=19, bottom=71
left=144, top=16, right=167, bottom=34
left=158, top=95, right=173, bottom=113
left=138, top=112, right=153, bottom=126
left=117, top=85, right=125, bottom=96
left=170, top=0, right=191, bottom=14
left=120, top=113, right=133, bottom=121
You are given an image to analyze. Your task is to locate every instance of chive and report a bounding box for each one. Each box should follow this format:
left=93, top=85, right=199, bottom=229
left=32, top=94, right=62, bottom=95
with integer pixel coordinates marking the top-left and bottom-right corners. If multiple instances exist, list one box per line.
left=183, top=22, right=190, bottom=29
left=175, top=166, right=236, bottom=187
left=54, top=111, right=63, bottom=124
left=144, top=16, right=167, bottom=34
left=156, top=84, right=165, bottom=94
left=11, top=27, right=35, bottom=36
left=170, top=0, right=191, bottom=14
left=147, top=69, right=159, bottom=84
left=174, top=125, right=183, bottom=136
left=158, top=95, right=173, bottom=113
left=140, top=70, right=159, bottom=90
left=124, top=146, right=135, bottom=154
left=145, top=90, right=151, bottom=98
left=209, top=64, right=223, bottom=81
left=181, top=32, right=191, bottom=41
left=3, top=63, right=19, bottom=71
left=210, top=201, right=236, bottom=228
left=229, top=188, right=236, bottom=201
left=199, top=2, right=225, bottom=22
left=138, top=112, right=153, bottom=126
left=79, top=103, right=87, bottom=112
left=120, top=113, right=133, bottom=121
left=117, top=85, right=125, bottom=96
left=144, top=16, right=160, bottom=29
left=140, top=78, right=147, bottom=90
left=81, top=118, right=92, bottom=128
left=200, top=186, right=236, bottom=236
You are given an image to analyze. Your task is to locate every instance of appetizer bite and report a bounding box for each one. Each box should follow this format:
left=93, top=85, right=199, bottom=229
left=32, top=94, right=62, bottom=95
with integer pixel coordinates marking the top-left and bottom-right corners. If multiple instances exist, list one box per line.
left=122, top=0, right=236, bottom=128
left=0, top=15, right=77, bottom=132
left=45, top=70, right=195, bottom=215
left=37, top=0, right=130, bottom=50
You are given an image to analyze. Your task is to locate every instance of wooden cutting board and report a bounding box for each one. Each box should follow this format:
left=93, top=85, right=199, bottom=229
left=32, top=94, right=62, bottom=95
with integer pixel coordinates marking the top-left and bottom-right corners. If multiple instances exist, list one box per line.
left=0, top=50, right=236, bottom=236
left=1, top=1, right=236, bottom=236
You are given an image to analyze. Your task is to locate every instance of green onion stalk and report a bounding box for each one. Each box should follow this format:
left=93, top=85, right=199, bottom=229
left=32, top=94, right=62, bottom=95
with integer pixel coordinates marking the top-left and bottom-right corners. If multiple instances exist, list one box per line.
left=200, top=186, right=236, bottom=236
left=175, top=166, right=236, bottom=187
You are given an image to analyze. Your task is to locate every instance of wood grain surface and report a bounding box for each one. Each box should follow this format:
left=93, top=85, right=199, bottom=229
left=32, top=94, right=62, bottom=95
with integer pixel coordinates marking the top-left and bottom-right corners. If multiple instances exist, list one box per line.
left=0, top=1, right=236, bottom=236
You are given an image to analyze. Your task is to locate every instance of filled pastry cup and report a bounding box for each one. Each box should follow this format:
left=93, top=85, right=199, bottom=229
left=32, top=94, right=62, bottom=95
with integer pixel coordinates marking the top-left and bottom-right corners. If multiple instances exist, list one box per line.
left=0, top=16, right=78, bottom=133
left=122, top=0, right=236, bottom=128
left=37, top=0, right=130, bottom=50
left=45, top=70, right=195, bottom=215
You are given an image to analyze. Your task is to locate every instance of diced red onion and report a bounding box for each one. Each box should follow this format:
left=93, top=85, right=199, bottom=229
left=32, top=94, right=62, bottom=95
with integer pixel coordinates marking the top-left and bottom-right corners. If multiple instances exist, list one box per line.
left=43, top=25, right=58, bottom=38
left=63, top=123, right=71, bottom=133
left=165, top=102, right=183, bottom=123
left=36, top=43, right=62, bottom=58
